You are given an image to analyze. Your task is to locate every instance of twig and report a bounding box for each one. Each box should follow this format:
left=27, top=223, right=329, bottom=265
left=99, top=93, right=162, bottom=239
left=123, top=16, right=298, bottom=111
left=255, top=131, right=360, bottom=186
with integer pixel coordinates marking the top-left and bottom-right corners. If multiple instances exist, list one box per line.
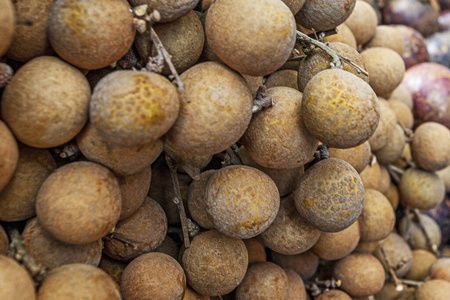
left=165, top=154, right=191, bottom=248
left=296, top=30, right=369, bottom=77
left=106, top=233, right=140, bottom=250
left=307, top=28, right=338, bottom=41
left=252, top=86, right=273, bottom=113
left=313, top=144, right=330, bottom=160
left=412, top=209, right=438, bottom=255
left=225, top=147, right=242, bottom=165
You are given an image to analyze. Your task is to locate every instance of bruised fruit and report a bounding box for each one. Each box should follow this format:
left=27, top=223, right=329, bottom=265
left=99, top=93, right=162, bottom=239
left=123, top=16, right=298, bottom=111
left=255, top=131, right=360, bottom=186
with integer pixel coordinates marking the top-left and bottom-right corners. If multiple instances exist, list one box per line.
left=0, top=255, right=36, bottom=300
left=36, top=161, right=122, bottom=245
left=294, top=158, right=365, bottom=232
left=0, top=121, right=18, bottom=193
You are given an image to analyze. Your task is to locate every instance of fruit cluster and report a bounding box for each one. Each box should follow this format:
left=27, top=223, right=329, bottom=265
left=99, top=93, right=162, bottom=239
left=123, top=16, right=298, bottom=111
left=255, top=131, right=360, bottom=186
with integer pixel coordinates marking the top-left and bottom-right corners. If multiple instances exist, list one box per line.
left=1, top=0, right=449, bottom=299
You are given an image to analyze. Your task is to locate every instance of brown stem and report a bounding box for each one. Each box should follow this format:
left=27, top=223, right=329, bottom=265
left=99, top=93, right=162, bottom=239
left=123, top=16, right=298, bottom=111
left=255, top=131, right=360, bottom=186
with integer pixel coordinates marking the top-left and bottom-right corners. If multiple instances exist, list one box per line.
left=107, top=233, right=140, bottom=250
left=296, top=30, right=369, bottom=77
left=412, top=209, right=438, bottom=254
left=165, top=154, right=191, bottom=248
left=379, top=246, right=403, bottom=287
left=225, top=147, right=242, bottom=165
left=307, top=28, right=338, bottom=40
left=314, top=144, right=330, bottom=160
left=252, top=86, right=274, bottom=113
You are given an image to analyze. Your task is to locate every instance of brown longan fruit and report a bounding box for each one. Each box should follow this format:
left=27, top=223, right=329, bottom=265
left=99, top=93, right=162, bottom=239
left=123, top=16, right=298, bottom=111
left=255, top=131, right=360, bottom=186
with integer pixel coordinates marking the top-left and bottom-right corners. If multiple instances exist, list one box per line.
left=358, top=189, right=395, bottom=242
left=399, top=168, right=445, bottom=210
left=129, top=0, right=198, bottom=23
left=405, top=249, right=437, bottom=281
left=361, top=47, right=405, bottom=97
left=90, top=70, right=180, bottom=147
left=344, top=0, right=378, bottom=45
left=260, top=195, right=321, bottom=255
left=164, top=142, right=212, bottom=180
left=206, top=165, right=280, bottom=239
left=36, top=161, right=122, bottom=245
left=0, top=0, right=15, bottom=56
left=375, top=282, right=404, bottom=300
left=285, top=269, right=307, bottom=300
left=236, top=261, right=288, bottom=300
left=0, top=255, right=36, bottom=300
left=182, top=230, right=248, bottom=296
left=389, top=84, right=413, bottom=109
left=104, top=197, right=167, bottom=261
left=166, top=62, right=253, bottom=155
left=393, top=142, right=412, bottom=168
left=5, top=0, right=54, bottom=62
left=152, top=10, right=204, bottom=75
left=302, top=69, right=380, bottom=149
left=324, top=24, right=357, bottom=49
left=333, top=253, right=385, bottom=298
left=315, top=290, right=352, bottom=300
left=429, top=258, right=450, bottom=282
left=436, top=165, right=450, bottom=193
left=398, top=213, right=442, bottom=250
left=359, top=160, right=381, bottom=190
left=97, top=255, right=128, bottom=284
left=294, top=158, right=365, bottom=232
left=38, top=264, right=120, bottom=300
left=415, top=279, right=450, bottom=300
left=411, top=122, right=450, bottom=172
left=295, top=0, right=356, bottom=32
left=0, top=120, right=18, bottom=192
left=389, top=100, right=414, bottom=129
left=270, top=250, right=319, bottom=280
left=154, top=235, right=179, bottom=260
left=374, top=232, right=412, bottom=277
left=22, top=218, right=102, bottom=269
left=281, top=0, right=306, bottom=14
left=329, top=141, right=372, bottom=174
left=265, top=70, right=299, bottom=90
left=183, top=287, right=210, bottom=300
left=187, top=170, right=216, bottom=229
left=241, top=86, right=318, bottom=169
left=0, top=146, right=56, bottom=222
left=354, top=238, right=386, bottom=254
left=375, top=124, right=406, bottom=165
left=48, top=0, right=135, bottom=70
left=206, top=0, right=296, bottom=76
left=378, top=165, right=391, bottom=194
left=365, top=25, right=405, bottom=55
left=121, top=252, right=186, bottom=299
left=244, top=238, right=267, bottom=265
left=0, top=225, right=8, bottom=255
left=77, top=122, right=163, bottom=176
left=368, top=98, right=398, bottom=151
left=385, top=182, right=400, bottom=210
left=297, top=42, right=368, bottom=93
left=1, top=56, right=90, bottom=148
left=241, top=74, right=263, bottom=98
left=312, top=220, right=360, bottom=260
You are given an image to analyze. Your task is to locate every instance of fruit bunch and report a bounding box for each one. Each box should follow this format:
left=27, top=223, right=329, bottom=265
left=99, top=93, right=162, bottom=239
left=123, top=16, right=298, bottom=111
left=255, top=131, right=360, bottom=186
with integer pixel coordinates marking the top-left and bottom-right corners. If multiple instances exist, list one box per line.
left=1, top=0, right=449, bottom=299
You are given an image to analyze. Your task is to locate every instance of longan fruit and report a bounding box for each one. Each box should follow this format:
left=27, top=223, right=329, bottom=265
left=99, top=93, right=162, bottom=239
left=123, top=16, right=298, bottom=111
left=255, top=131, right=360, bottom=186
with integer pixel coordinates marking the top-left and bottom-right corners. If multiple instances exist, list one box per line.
left=389, top=100, right=414, bottom=129
left=374, top=232, right=412, bottom=277
left=436, top=165, right=450, bottom=193
left=302, top=69, right=380, bottom=149
left=375, top=282, right=404, bottom=300
left=260, top=195, right=321, bottom=255
left=265, top=70, right=299, bottom=90
left=385, top=182, right=400, bottom=210
left=48, top=0, right=135, bottom=70
left=429, top=258, right=450, bottom=282
left=241, top=86, right=318, bottom=169
left=415, top=279, right=450, bottom=300
left=152, top=10, right=204, bottom=75
left=205, top=0, right=296, bottom=76
left=103, top=197, right=167, bottom=261
left=97, top=255, right=128, bottom=284
left=1, top=56, right=91, bottom=148
left=324, top=24, right=357, bottom=49
left=405, top=249, right=437, bottom=281
left=36, top=161, right=122, bottom=245
left=154, top=235, right=179, bottom=260
left=328, top=141, right=372, bottom=174
left=399, top=167, right=445, bottom=210
left=236, top=261, right=288, bottom=300
left=206, top=165, right=280, bottom=239
left=389, top=84, right=413, bottom=109
left=38, top=264, right=120, bottom=300
left=282, top=0, right=306, bottom=14
left=411, top=122, right=450, bottom=172
left=365, top=25, right=405, bottom=55
left=0, top=255, right=36, bottom=300
left=270, top=250, right=319, bottom=280
left=22, top=218, right=103, bottom=269
left=294, top=158, right=365, bottom=232
left=344, top=0, right=378, bottom=45
left=368, top=98, right=398, bottom=151
left=241, top=74, right=263, bottom=98
left=164, top=142, right=212, bottom=180
left=353, top=238, right=386, bottom=254
left=182, top=230, right=248, bottom=296
left=166, top=62, right=253, bottom=155
left=244, top=238, right=267, bottom=265
left=6, top=0, right=54, bottom=62
left=0, top=225, right=8, bottom=255
left=312, top=220, right=360, bottom=260
left=183, top=287, right=210, bottom=300
left=0, top=0, right=15, bottom=56
left=359, top=160, right=381, bottom=190
left=0, top=120, right=18, bottom=192
left=315, top=290, right=352, bottom=300
left=297, top=42, right=368, bottom=92
left=77, top=122, right=163, bottom=176
left=90, top=70, right=180, bottom=147
left=398, top=213, right=442, bottom=250
left=295, top=0, right=356, bottom=32
left=121, top=252, right=186, bottom=299
left=129, top=0, right=198, bottom=23
left=285, top=269, right=307, bottom=300
left=393, top=142, right=412, bottom=168
left=378, top=165, right=391, bottom=194
left=375, top=124, right=406, bottom=165
left=360, top=47, right=405, bottom=98
left=187, top=170, right=216, bottom=229
left=333, top=253, right=385, bottom=298
left=0, top=146, right=56, bottom=222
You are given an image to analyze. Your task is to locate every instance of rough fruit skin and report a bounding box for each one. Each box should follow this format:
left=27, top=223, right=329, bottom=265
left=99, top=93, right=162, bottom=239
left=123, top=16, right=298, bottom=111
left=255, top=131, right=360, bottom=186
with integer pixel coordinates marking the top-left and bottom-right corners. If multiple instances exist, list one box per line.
left=285, top=269, right=307, bottom=300
left=182, top=230, right=248, bottom=296
left=0, top=0, right=15, bottom=56
left=166, top=62, right=253, bottom=155
left=271, top=250, right=319, bottom=280
left=36, top=161, right=122, bottom=245
left=0, top=255, right=36, bottom=300
left=121, top=252, right=186, bottom=300
left=206, top=165, right=280, bottom=239
left=328, top=141, right=371, bottom=174
left=1, top=56, right=91, bottom=148
left=129, top=0, right=198, bottom=23
left=302, top=69, right=380, bottom=149
left=48, top=0, right=135, bottom=70
left=38, top=264, right=121, bottom=300
left=294, top=158, right=365, bottom=232
left=0, top=121, right=18, bottom=193
left=205, top=0, right=296, bottom=76
left=187, top=170, right=216, bottom=229
left=241, top=87, right=318, bottom=169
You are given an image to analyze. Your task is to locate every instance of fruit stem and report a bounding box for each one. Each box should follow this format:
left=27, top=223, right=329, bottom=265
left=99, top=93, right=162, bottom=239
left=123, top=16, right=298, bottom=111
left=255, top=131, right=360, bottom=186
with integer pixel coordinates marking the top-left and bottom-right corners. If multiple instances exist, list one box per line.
left=314, top=144, right=330, bottom=160
left=252, top=86, right=274, bottom=113
left=296, top=30, right=369, bottom=77
left=6, top=227, right=48, bottom=284
left=307, top=28, right=338, bottom=41
left=412, top=209, right=439, bottom=255
left=165, top=154, right=191, bottom=248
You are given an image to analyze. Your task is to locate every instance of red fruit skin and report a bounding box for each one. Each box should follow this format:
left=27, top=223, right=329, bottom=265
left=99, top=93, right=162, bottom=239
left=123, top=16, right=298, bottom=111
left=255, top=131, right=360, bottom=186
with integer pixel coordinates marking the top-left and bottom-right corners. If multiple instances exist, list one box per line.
left=395, top=25, right=430, bottom=69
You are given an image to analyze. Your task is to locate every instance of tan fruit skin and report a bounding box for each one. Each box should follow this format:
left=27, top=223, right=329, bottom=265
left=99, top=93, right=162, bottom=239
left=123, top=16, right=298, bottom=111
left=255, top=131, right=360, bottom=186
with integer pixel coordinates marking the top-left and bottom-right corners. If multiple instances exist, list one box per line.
left=369, top=99, right=397, bottom=151
left=429, top=258, right=450, bottom=282
left=0, top=121, right=18, bottom=193
left=374, top=232, right=412, bottom=277
left=415, top=279, right=450, bottom=300
left=324, top=24, right=357, bottom=49
left=187, top=170, right=216, bottom=229
left=398, top=214, right=442, bottom=250
left=344, top=0, right=378, bottom=45
left=0, top=0, right=15, bottom=56
left=265, top=69, right=299, bottom=90
left=405, top=249, right=437, bottom=281
left=0, top=255, right=36, bottom=300
left=129, top=0, right=198, bottom=23
left=329, top=141, right=371, bottom=174
left=365, top=25, right=405, bottom=56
